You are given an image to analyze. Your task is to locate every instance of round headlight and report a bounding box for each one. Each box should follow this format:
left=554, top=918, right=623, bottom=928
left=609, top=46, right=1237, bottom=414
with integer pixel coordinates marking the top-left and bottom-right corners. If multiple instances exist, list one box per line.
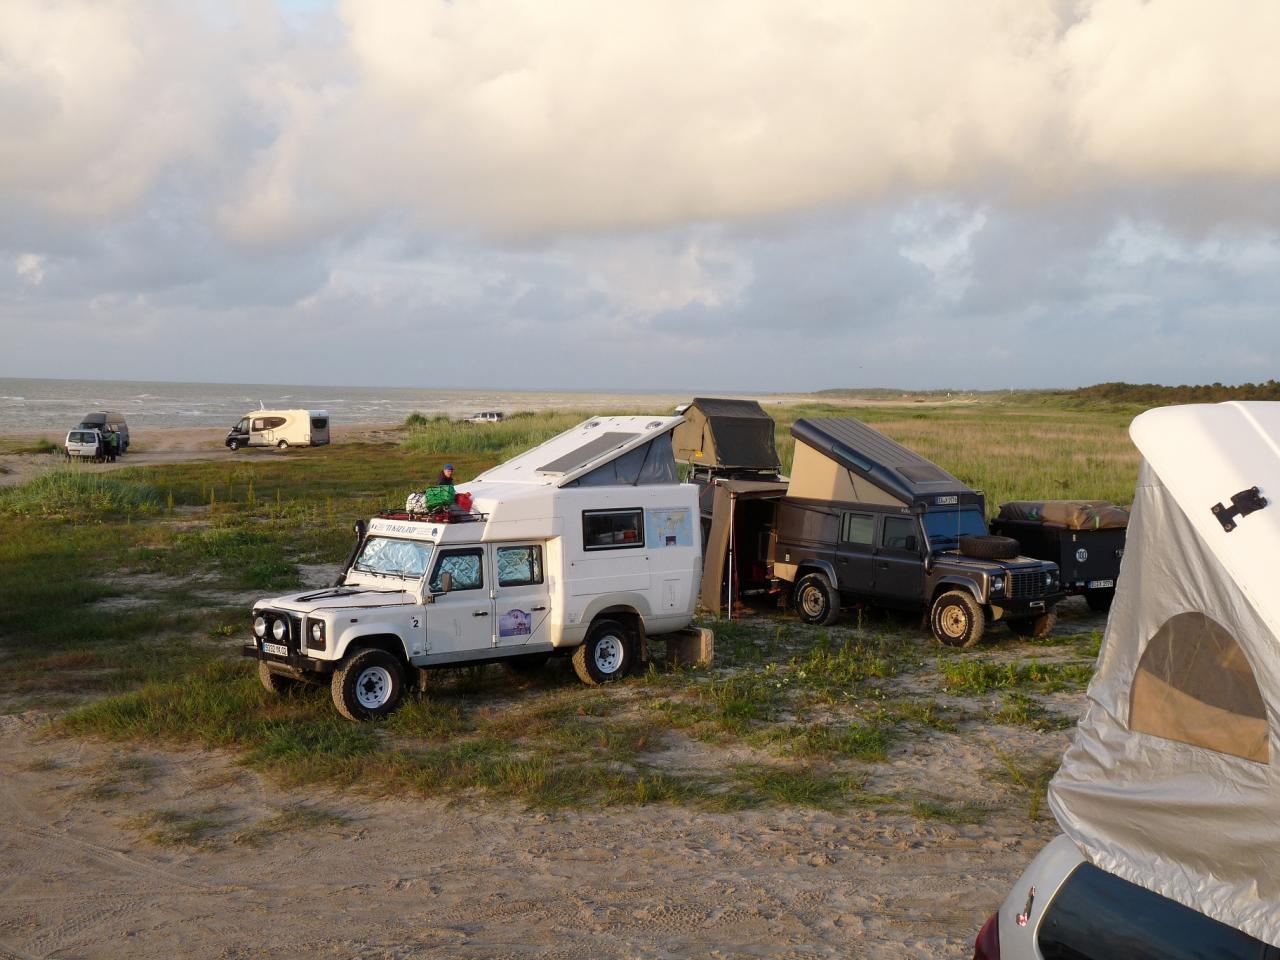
left=272, top=619, right=287, bottom=641
left=991, top=576, right=1004, bottom=593
left=253, top=615, right=267, bottom=637
left=310, top=622, right=324, bottom=643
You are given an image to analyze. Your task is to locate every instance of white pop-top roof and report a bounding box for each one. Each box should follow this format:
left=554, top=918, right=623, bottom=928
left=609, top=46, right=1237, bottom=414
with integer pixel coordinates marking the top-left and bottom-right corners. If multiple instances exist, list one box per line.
left=470, top=415, right=683, bottom=487
left=1129, top=401, right=1280, bottom=635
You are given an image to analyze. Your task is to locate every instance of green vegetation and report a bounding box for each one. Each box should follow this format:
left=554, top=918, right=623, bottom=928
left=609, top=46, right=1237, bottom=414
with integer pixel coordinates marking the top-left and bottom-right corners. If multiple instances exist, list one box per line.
left=3, top=394, right=1125, bottom=818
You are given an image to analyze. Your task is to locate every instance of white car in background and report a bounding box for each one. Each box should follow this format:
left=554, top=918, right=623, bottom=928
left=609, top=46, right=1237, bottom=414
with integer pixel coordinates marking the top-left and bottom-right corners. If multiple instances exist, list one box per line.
left=464, top=411, right=504, bottom=424
left=64, top=428, right=102, bottom=460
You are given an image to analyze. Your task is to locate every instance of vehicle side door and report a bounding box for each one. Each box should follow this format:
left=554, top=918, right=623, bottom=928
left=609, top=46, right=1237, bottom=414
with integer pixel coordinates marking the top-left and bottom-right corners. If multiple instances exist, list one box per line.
left=424, top=546, right=494, bottom=656
left=875, top=515, right=925, bottom=603
left=834, top=511, right=876, bottom=597
left=490, top=543, right=551, bottom=647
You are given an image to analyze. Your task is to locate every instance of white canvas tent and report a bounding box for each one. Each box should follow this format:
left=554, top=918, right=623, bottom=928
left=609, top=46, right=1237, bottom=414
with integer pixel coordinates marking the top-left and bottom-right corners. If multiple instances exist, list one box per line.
left=1048, top=402, right=1280, bottom=945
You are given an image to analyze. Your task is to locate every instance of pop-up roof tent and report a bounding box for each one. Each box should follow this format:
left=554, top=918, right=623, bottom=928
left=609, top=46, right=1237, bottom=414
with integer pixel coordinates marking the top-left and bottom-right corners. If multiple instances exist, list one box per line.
left=1049, top=402, right=1280, bottom=945
left=672, top=398, right=781, bottom=473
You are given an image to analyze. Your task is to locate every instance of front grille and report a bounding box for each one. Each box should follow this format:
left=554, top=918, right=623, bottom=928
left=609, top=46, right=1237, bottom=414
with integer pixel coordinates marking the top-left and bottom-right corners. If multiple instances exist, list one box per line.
left=258, top=610, right=302, bottom=654
left=1008, top=571, right=1046, bottom=599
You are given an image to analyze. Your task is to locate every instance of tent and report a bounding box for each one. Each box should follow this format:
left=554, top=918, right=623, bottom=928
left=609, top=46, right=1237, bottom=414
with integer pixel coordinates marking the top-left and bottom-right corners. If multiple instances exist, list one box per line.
left=698, top=478, right=789, bottom=615
left=672, top=398, right=781, bottom=473
left=1048, top=402, right=1280, bottom=945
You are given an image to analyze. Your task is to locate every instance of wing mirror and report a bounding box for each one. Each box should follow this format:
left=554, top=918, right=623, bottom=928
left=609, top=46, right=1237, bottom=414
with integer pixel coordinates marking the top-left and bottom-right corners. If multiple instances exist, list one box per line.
left=439, top=571, right=453, bottom=594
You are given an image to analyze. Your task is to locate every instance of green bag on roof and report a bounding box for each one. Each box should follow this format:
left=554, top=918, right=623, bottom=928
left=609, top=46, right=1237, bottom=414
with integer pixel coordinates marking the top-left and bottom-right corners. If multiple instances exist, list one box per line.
left=425, top=484, right=456, bottom=511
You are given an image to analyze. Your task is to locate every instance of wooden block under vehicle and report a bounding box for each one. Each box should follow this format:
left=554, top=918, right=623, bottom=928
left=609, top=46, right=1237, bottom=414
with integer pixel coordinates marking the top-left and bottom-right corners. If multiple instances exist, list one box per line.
left=663, top=627, right=715, bottom=668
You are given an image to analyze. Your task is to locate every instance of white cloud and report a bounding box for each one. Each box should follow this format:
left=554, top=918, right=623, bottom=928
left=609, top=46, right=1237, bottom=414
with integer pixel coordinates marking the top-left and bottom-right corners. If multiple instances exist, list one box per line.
left=14, top=253, right=45, bottom=285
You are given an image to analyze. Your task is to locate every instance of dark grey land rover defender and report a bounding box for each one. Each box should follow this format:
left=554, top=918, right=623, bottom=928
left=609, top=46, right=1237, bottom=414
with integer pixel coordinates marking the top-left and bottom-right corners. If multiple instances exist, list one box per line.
left=772, top=418, right=1064, bottom=646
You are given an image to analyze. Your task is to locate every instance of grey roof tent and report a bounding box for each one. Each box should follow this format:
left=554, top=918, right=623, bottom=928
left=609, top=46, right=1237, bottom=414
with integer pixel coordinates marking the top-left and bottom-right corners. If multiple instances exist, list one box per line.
left=789, top=417, right=973, bottom=507
left=672, top=398, right=781, bottom=472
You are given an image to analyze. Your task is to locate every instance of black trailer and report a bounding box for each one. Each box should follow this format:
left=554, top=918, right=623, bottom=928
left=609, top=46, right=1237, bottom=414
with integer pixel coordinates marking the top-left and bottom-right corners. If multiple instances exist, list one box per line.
left=990, top=501, right=1128, bottom=612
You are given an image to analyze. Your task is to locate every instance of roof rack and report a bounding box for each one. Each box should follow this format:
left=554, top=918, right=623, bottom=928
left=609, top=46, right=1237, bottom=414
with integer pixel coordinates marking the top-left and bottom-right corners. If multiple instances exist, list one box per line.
left=376, top=509, right=489, bottom=524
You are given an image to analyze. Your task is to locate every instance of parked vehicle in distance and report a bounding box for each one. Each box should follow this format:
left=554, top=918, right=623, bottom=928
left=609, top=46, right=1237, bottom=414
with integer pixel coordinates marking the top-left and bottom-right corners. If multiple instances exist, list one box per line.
left=78, top=411, right=128, bottom=452
left=773, top=418, right=1063, bottom=645
left=64, top=428, right=103, bottom=460
left=464, top=411, right=504, bottom=424
left=977, top=402, right=1280, bottom=957
left=990, top=500, right=1128, bottom=613
left=246, top=416, right=703, bottom=720
left=226, top=409, right=330, bottom=450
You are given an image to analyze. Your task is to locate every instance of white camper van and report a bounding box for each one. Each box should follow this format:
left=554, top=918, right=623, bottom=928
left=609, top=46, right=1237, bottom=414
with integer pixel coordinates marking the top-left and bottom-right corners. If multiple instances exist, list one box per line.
left=225, top=410, right=330, bottom=450
left=245, top=416, right=703, bottom=720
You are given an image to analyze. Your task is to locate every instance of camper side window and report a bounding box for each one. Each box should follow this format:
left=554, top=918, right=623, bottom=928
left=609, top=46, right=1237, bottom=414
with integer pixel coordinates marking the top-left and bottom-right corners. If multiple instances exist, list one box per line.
left=252, top=418, right=266, bottom=431
left=840, top=513, right=875, bottom=545
left=264, top=416, right=287, bottom=429
left=583, top=509, right=645, bottom=550
left=497, top=545, right=543, bottom=586
left=881, top=516, right=919, bottom=551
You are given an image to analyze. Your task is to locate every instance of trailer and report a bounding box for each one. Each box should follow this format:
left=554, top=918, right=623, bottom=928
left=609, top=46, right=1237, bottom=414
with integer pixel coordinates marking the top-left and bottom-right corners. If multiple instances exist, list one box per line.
left=990, top=500, right=1129, bottom=612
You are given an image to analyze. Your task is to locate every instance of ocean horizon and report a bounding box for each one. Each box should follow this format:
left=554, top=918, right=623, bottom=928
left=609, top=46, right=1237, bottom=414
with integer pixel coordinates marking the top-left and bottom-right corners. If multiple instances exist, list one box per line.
left=0, top=377, right=774, bottom=434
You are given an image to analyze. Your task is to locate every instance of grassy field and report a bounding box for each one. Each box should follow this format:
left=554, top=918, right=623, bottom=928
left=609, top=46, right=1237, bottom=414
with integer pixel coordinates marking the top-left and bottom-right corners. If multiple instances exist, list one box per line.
left=0, top=395, right=1133, bottom=817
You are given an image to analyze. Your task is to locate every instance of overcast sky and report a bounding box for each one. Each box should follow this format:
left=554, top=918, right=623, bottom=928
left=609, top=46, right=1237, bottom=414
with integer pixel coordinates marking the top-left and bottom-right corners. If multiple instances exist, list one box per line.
left=3, top=0, right=1279, bottom=391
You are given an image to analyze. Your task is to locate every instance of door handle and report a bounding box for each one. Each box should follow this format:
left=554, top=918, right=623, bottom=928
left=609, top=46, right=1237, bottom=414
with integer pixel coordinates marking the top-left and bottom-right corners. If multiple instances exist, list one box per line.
left=530, top=606, right=547, bottom=612
left=472, top=611, right=489, bottom=617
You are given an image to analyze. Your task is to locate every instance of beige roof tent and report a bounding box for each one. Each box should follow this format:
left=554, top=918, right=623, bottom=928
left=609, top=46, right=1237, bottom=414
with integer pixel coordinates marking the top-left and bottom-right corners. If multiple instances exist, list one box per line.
left=699, top=477, right=788, bottom=615
left=672, top=398, right=781, bottom=474
left=1048, top=402, right=1280, bottom=945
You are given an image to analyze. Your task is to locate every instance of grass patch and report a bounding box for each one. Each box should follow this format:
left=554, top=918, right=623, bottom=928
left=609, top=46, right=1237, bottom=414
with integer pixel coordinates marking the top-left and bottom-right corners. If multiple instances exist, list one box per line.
left=127, top=807, right=229, bottom=848
left=938, top=657, right=1093, bottom=694
left=233, top=807, right=349, bottom=847
left=0, top=469, right=160, bottom=517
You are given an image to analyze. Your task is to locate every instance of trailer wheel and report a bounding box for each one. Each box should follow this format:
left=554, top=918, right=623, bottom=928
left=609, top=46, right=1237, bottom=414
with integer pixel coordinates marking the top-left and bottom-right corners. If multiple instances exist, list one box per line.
left=930, top=590, right=985, bottom=647
left=794, top=572, right=841, bottom=626
left=331, top=648, right=405, bottom=721
left=1084, top=588, right=1114, bottom=613
left=958, top=535, right=1021, bottom=560
left=1007, top=610, right=1058, bottom=640
left=276, top=439, right=289, bottom=449
left=572, top=619, right=632, bottom=685
left=258, top=661, right=302, bottom=695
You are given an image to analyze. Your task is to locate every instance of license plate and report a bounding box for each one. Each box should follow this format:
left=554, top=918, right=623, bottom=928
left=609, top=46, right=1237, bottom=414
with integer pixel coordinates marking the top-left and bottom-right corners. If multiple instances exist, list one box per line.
left=1087, top=579, right=1115, bottom=589
left=261, top=641, right=288, bottom=657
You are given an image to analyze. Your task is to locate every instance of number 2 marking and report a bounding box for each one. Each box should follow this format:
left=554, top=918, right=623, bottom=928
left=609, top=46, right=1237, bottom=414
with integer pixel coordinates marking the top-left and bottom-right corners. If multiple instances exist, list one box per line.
left=412, top=617, right=420, bottom=629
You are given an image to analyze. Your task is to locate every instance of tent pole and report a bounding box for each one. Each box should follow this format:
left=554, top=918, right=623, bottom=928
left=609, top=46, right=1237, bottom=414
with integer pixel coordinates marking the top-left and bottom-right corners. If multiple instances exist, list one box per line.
left=728, top=493, right=735, bottom=620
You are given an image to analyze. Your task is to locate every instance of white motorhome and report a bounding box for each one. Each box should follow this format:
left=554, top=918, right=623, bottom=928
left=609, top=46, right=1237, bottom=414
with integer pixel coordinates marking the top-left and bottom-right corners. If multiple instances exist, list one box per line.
left=225, top=409, right=330, bottom=450
left=245, top=416, right=703, bottom=720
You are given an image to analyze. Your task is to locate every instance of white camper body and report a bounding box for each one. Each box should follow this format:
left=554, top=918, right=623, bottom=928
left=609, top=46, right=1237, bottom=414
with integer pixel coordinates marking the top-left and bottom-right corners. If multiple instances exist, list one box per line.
left=226, top=409, right=329, bottom=449
left=247, top=416, right=702, bottom=719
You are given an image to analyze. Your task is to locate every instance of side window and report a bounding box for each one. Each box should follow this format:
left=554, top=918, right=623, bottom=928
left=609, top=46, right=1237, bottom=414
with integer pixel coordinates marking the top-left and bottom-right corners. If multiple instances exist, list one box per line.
left=1038, top=862, right=1270, bottom=960
left=311, top=417, right=328, bottom=430
left=252, top=418, right=266, bottom=431
left=497, top=545, right=543, bottom=586
left=840, top=512, right=875, bottom=545
left=881, top=516, right=919, bottom=551
left=1130, top=611, right=1269, bottom=763
left=265, top=416, right=287, bottom=429
left=430, top=548, right=484, bottom=592
left=583, top=509, right=645, bottom=550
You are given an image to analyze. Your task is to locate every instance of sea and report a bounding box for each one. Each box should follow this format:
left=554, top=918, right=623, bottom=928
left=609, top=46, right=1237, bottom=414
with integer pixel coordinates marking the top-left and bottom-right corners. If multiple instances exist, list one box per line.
left=0, top=377, right=723, bottom=435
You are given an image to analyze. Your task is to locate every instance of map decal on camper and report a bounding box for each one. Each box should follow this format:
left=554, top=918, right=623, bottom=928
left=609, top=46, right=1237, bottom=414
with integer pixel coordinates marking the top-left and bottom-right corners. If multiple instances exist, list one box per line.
left=499, top=608, right=531, bottom=638
left=646, top=507, right=693, bottom=548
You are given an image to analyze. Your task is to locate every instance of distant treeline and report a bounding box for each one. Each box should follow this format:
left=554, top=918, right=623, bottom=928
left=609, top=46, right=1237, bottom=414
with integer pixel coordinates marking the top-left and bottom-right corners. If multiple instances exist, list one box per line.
left=1060, top=381, right=1280, bottom=405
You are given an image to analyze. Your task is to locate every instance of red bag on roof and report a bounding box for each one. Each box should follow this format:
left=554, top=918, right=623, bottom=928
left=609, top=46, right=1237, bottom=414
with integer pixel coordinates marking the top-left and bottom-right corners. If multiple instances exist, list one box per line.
left=454, top=492, right=473, bottom=512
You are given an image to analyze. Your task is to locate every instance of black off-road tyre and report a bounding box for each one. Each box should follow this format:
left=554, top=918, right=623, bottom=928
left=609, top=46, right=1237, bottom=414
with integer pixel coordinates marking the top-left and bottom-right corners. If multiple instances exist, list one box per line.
left=330, top=648, right=405, bottom=721
left=258, top=660, right=302, bottom=695
left=572, top=619, right=633, bottom=685
left=503, top=652, right=550, bottom=678
left=1084, top=588, right=1115, bottom=613
left=929, top=590, right=986, bottom=647
left=958, top=535, right=1021, bottom=560
left=228, top=439, right=241, bottom=451
left=794, top=572, right=841, bottom=626
left=1007, top=610, right=1058, bottom=639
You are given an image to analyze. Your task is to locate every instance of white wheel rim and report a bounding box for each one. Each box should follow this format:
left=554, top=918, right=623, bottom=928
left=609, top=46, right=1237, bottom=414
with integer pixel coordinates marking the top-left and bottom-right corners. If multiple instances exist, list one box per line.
left=801, top=586, right=824, bottom=618
left=354, top=665, right=393, bottom=709
left=941, top=605, right=968, bottom=638
left=594, top=635, right=623, bottom=674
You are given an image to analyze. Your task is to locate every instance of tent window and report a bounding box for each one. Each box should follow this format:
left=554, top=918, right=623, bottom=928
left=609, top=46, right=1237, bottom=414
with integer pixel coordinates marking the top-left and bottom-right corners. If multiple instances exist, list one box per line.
left=1129, top=612, right=1269, bottom=763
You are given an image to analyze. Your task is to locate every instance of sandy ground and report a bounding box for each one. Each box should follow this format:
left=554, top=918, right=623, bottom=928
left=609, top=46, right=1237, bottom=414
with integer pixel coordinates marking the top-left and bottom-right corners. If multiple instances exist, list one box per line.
left=0, top=423, right=402, bottom=488
left=0, top=712, right=1055, bottom=959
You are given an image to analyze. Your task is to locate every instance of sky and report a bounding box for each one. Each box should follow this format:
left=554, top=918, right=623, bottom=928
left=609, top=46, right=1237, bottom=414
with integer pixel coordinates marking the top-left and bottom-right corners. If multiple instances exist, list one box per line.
left=2, top=0, right=1279, bottom=392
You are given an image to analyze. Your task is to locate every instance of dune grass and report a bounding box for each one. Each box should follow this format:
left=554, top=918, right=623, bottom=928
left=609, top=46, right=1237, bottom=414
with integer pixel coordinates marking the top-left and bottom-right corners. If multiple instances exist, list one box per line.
left=0, top=468, right=162, bottom=517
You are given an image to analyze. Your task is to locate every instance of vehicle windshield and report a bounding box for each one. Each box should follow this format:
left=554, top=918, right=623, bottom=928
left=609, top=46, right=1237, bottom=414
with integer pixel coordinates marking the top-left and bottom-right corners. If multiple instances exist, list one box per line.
left=352, top=536, right=434, bottom=578
left=68, top=431, right=95, bottom=443
left=234, top=418, right=249, bottom=432
left=922, top=508, right=988, bottom=548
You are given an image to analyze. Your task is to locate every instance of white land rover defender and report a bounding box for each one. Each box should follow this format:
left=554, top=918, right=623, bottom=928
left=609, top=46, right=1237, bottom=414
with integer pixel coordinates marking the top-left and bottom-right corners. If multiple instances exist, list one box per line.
left=246, top=416, right=704, bottom=720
